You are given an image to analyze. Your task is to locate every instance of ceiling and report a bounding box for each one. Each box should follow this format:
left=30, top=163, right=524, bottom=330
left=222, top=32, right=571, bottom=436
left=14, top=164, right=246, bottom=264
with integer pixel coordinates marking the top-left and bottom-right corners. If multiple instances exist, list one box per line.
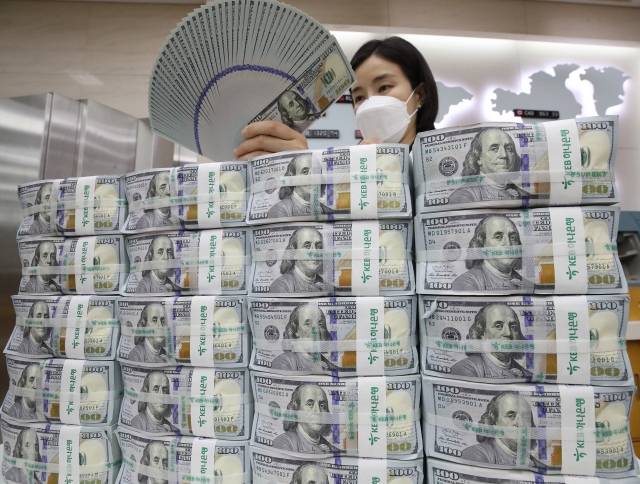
left=535, top=0, right=640, bottom=6
left=48, top=0, right=640, bottom=5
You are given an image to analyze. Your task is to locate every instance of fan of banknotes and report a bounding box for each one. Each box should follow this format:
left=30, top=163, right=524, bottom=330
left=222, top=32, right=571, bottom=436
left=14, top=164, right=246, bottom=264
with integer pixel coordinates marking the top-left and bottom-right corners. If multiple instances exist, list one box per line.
left=149, top=0, right=356, bottom=161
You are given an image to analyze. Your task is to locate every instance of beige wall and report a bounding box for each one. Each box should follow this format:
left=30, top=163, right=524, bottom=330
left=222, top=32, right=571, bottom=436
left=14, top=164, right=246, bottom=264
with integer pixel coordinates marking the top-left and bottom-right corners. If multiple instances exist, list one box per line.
left=1, top=0, right=640, bottom=118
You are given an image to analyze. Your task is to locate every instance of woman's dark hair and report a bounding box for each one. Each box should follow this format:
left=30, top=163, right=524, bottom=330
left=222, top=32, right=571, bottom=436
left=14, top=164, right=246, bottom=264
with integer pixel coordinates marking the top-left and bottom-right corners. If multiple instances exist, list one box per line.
left=350, top=36, right=439, bottom=134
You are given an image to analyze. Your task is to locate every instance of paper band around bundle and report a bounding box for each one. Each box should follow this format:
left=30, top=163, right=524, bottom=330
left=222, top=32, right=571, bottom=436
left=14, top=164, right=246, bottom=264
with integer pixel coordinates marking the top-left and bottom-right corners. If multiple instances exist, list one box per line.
left=424, top=413, right=627, bottom=442
left=252, top=334, right=418, bottom=352
left=128, top=192, right=246, bottom=212
left=121, top=324, right=249, bottom=337
left=22, top=197, right=126, bottom=216
left=545, top=119, right=583, bottom=206
left=254, top=404, right=418, bottom=425
left=251, top=248, right=412, bottom=261
left=22, top=264, right=127, bottom=276
left=416, top=241, right=616, bottom=262
left=130, top=256, right=249, bottom=272
left=415, top=168, right=611, bottom=194
left=3, top=455, right=122, bottom=474
left=123, top=388, right=253, bottom=406
left=122, top=455, right=250, bottom=483
left=9, top=384, right=123, bottom=402
left=420, top=336, right=624, bottom=353
left=16, top=317, right=119, bottom=328
left=250, top=171, right=408, bottom=193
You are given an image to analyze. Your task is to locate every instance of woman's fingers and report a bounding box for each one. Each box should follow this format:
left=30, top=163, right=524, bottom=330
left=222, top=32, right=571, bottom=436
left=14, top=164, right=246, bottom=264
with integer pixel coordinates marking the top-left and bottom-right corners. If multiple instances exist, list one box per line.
left=241, top=120, right=298, bottom=140
left=236, top=150, right=271, bottom=161
left=233, top=121, right=308, bottom=159
left=234, top=134, right=293, bottom=158
left=359, top=138, right=383, bottom=145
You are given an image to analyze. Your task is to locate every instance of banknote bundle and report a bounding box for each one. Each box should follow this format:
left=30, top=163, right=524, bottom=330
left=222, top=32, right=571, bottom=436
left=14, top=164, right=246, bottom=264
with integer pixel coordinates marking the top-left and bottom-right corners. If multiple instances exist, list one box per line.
left=119, top=364, right=252, bottom=439
left=248, top=144, right=412, bottom=224
left=251, top=447, right=424, bottom=484
left=249, top=220, right=414, bottom=297
left=17, top=176, right=126, bottom=237
left=251, top=371, right=422, bottom=459
left=123, top=163, right=248, bottom=233
left=427, top=458, right=640, bottom=484
left=1, top=420, right=121, bottom=484
left=116, top=427, right=251, bottom=484
left=422, top=376, right=636, bottom=477
left=2, top=356, right=123, bottom=425
left=415, top=206, right=625, bottom=295
left=123, top=229, right=249, bottom=296
left=117, top=296, right=249, bottom=367
left=6, top=295, right=120, bottom=360
left=148, top=0, right=355, bottom=161
left=248, top=296, right=418, bottom=376
left=413, top=117, right=619, bottom=213
left=18, top=235, right=128, bottom=295
left=419, top=294, right=631, bottom=385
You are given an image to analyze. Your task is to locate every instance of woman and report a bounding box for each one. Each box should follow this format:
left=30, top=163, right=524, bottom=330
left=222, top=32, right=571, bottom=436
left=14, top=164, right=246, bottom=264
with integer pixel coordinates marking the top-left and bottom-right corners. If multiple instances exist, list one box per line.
left=233, top=36, right=439, bottom=160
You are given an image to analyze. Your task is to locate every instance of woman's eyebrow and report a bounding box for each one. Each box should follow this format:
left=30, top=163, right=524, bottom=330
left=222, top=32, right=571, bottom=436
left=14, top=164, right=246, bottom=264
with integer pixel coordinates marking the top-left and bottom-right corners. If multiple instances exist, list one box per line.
left=372, top=73, right=397, bottom=83
left=351, top=73, right=397, bottom=94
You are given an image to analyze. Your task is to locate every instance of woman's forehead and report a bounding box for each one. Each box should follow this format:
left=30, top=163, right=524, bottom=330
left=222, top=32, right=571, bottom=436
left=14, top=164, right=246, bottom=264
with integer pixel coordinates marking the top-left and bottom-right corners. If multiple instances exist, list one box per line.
left=352, top=55, right=406, bottom=88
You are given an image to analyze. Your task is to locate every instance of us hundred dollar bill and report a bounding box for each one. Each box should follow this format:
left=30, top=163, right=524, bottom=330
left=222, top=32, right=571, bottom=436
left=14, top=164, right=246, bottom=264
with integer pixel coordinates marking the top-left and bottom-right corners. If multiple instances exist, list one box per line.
left=117, top=296, right=249, bottom=367
left=251, top=371, right=422, bottom=459
left=248, top=40, right=356, bottom=144
left=248, top=296, right=418, bottom=376
left=419, top=294, right=631, bottom=385
left=123, top=229, right=249, bottom=296
left=6, top=295, right=119, bottom=360
left=249, top=220, right=414, bottom=297
left=1, top=420, right=121, bottom=484
left=116, top=428, right=250, bottom=484
left=248, top=144, right=411, bottom=224
left=119, top=364, right=252, bottom=439
left=17, top=176, right=126, bottom=237
left=423, top=376, right=636, bottom=477
left=1, top=356, right=123, bottom=426
left=123, top=163, right=248, bottom=233
left=18, top=235, right=128, bottom=295
left=252, top=447, right=424, bottom=484
left=415, top=206, right=626, bottom=295
left=413, top=116, right=619, bottom=213
left=427, top=458, right=640, bottom=484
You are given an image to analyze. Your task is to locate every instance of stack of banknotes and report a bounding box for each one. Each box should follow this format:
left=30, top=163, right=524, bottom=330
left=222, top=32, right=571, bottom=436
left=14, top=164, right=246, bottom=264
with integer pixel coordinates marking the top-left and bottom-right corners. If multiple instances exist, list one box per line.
left=419, top=294, right=631, bottom=385
left=427, top=458, right=640, bottom=484
left=423, top=378, right=636, bottom=476
left=1, top=420, right=122, bottom=484
left=147, top=0, right=355, bottom=162
left=116, top=429, right=251, bottom=484
left=413, top=117, right=634, bottom=482
left=413, top=116, right=619, bottom=212
left=123, top=229, right=250, bottom=295
left=117, top=296, right=249, bottom=367
left=18, top=176, right=126, bottom=237
left=247, top=144, right=412, bottom=224
left=18, top=235, right=128, bottom=295
left=118, top=180, right=254, bottom=484
left=123, top=162, right=249, bottom=233
left=249, top=296, right=418, bottom=375
left=245, top=141, right=420, bottom=483
left=7, top=295, right=120, bottom=359
left=6, top=177, right=127, bottom=484
left=252, top=447, right=424, bottom=484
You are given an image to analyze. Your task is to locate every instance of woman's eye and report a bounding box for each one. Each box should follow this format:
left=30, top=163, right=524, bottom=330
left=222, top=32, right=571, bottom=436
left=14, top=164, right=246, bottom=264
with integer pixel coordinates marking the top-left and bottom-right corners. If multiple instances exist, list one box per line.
left=379, top=85, right=391, bottom=93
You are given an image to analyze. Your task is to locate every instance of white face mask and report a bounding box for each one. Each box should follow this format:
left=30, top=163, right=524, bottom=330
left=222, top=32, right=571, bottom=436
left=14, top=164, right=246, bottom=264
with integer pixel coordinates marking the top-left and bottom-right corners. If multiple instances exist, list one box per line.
left=355, top=89, right=418, bottom=144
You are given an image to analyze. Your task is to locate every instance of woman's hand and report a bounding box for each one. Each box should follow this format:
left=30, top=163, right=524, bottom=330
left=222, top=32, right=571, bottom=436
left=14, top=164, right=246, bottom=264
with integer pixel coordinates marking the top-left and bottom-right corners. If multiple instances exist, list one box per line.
left=359, top=138, right=383, bottom=145
left=233, top=121, right=308, bottom=160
